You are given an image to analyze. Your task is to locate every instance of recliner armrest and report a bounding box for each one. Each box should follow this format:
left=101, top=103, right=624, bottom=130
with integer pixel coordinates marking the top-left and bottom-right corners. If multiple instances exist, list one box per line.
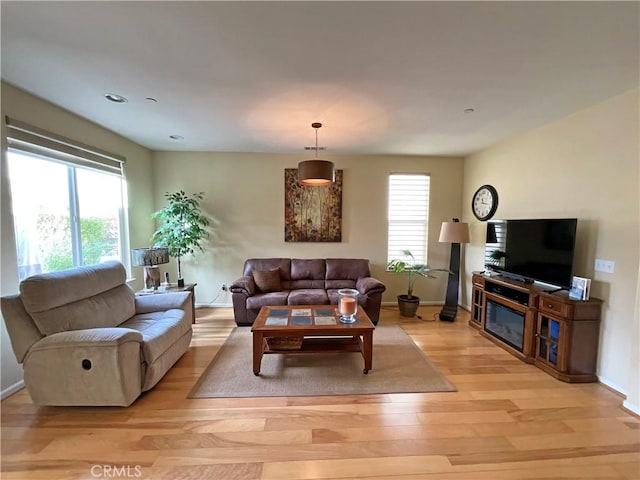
left=26, top=327, right=143, bottom=354
left=230, top=276, right=255, bottom=296
left=356, top=277, right=386, bottom=295
left=135, top=291, right=191, bottom=314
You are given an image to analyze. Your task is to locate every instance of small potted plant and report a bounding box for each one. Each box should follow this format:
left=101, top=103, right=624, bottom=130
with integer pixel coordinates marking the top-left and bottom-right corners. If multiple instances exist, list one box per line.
left=151, top=191, right=209, bottom=287
left=387, top=249, right=449, bottom=317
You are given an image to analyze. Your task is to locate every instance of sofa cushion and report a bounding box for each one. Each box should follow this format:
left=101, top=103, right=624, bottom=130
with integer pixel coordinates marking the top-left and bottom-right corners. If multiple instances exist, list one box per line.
left=291, top=259, right=326, bottom=280
left=121, top=309, right=190, bottom=364
left=325, top=279, right=357, bottom=290
left=246, top=291, right=290, bottom=310
left=20, top=261, right=135, bottom=335
left=243, top=259, right=291, bottom=281
left=326, top=258, right=371, bottom=280
left=286, top=279, right=326, bottom=289
left=253, top=268, right=282, bottom=292
left=27, top=285, right=136, bottom=336
left=288, top=289, right=329, bottom=305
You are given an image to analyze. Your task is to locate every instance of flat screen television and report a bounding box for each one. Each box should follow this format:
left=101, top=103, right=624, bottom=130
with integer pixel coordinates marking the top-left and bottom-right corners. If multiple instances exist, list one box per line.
left=485, top=218, right=577, bottom=288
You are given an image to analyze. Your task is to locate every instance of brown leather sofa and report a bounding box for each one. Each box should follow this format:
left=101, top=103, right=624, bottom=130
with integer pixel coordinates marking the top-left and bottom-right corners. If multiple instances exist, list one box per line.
left=230, top=258, right=386, bottom=326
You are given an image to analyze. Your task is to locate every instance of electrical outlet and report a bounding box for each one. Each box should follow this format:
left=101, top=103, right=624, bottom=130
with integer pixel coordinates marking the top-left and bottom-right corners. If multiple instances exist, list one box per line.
left=221, top=283, right=228, bottom=291
left=594, top=259, right=615, bottom=274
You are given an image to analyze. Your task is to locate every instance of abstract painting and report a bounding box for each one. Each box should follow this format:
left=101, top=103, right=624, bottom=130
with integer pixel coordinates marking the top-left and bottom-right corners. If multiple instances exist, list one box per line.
left=284, top=168, right=342, bottom=242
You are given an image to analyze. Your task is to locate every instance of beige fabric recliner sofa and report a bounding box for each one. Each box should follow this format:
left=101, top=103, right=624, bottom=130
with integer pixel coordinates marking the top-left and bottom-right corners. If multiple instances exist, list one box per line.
left=1, top=261, right=193, bottom=407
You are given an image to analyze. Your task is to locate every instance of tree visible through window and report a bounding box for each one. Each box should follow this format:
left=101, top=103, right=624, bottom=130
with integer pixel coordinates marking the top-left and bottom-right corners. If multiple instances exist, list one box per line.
left=387, top=173, right=431, bottom=265
left=7, top=151, right=125, bottom=280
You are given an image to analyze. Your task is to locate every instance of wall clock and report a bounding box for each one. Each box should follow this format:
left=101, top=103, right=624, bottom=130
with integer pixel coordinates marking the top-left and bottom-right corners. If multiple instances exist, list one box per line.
left=472, top=184, right=499, bottom=221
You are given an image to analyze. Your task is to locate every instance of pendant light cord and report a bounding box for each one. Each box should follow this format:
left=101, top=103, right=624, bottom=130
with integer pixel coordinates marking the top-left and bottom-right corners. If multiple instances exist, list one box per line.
left=311, top=122, right=322, bottom=158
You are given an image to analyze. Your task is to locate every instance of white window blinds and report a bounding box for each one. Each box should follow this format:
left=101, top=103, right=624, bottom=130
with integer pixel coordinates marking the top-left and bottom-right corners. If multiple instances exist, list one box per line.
left=387, top=173, right=431, bottom=265
left=5, top=116, right=125, bottom=176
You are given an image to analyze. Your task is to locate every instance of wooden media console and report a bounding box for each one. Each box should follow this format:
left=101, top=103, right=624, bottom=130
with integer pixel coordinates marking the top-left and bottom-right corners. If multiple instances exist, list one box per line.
left=470, top=272, right=602, bottom=383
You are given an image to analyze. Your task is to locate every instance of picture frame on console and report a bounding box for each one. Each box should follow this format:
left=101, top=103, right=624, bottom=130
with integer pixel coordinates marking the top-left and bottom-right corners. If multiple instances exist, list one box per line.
left=569, top=276, right=591, bottom=301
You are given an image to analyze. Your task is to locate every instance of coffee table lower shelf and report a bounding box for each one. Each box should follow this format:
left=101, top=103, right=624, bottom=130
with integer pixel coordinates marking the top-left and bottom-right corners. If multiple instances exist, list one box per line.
left=255, top=335, right=371, bottom=375
left=265, top=336, right=364, bottom=354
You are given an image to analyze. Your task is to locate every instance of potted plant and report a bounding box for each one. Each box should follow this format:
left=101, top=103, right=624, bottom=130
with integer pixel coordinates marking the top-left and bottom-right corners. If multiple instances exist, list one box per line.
left=151, top=191, right=209, bottom=287
left=488, top=249, right=507, bottom=266
left=387, top=249, right=449, bottom=317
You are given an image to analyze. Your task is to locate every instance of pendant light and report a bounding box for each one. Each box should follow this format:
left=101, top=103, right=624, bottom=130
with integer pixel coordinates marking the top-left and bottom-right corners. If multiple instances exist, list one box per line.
left=298, top=122, right=335, bottom=186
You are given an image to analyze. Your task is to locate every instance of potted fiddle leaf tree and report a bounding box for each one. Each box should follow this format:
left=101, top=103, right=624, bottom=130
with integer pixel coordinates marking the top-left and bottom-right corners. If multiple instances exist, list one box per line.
left=387, top=249, right=449, bottom=317
left=151, top=190, right=209, bottom=287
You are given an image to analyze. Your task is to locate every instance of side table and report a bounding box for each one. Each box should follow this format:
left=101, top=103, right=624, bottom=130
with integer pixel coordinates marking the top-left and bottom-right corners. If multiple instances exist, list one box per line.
left=136, top=283, right=197, bottom=324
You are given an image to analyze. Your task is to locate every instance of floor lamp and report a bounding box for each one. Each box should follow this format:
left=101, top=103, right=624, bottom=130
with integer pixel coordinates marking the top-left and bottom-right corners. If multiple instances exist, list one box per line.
left=438, top=218, right=470, bottom=322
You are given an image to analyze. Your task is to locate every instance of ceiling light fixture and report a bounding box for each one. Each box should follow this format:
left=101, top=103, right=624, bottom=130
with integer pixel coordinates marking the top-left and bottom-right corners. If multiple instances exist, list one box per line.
left=104, top=93, right=128, bottom=103
left=297, top=122, right=335, bottom=186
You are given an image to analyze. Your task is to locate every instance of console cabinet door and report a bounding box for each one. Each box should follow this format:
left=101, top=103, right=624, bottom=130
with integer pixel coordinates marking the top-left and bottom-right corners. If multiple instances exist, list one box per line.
left=535, top=313, right=568, bottom=371
left=471, top=286, right=484, bottom=328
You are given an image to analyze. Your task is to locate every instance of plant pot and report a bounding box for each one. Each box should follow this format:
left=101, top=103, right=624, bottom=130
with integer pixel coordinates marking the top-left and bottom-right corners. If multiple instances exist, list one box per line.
left=397, top=294, right=420, bottom=317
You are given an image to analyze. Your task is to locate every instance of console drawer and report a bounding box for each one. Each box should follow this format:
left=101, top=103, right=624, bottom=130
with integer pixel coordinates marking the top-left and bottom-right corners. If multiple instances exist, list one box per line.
left=538, top=296, right=571, bottom=317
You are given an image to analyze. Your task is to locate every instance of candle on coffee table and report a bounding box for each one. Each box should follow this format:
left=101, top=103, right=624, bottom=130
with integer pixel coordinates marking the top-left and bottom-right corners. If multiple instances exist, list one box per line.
left=339, top=297, right=356, bottom=316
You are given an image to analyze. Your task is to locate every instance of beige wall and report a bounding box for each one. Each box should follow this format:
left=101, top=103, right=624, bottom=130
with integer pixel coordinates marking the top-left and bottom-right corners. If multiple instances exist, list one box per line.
left=3, top=82, right=637, bottom=412
left=0, top=83, right=156, bottom=394
left=462, top=88, right=640, bottom=412
left=151, top=152, right=465, bottom=307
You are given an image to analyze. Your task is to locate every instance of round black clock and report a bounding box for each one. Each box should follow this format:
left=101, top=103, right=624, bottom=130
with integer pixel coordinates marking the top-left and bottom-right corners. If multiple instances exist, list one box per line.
left=472, top=184, right=499, bottom=221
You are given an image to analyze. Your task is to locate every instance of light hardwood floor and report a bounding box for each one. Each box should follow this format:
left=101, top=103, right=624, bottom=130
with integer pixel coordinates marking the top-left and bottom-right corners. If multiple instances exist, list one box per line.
left=1, top=306, right=638, bottom=479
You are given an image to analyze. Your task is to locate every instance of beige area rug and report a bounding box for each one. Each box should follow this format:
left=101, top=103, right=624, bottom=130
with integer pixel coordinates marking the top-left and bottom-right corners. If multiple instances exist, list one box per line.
left=188, top=325, right=455, bottom=398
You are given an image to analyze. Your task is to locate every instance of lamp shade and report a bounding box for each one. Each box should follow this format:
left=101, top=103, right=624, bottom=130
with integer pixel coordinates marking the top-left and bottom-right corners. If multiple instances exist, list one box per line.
left=131, top=247, right=170, bottom=267
left=298, top=160, right=335, bottom=186
left=439, top=220, right=470, bottom=244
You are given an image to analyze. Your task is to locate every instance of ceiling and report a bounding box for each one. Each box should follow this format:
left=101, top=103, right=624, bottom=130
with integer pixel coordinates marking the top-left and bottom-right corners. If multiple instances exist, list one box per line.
left=1, top=1, right=638, bottom=156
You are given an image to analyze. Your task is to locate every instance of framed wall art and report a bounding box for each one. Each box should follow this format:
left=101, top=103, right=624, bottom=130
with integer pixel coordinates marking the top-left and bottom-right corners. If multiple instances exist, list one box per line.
left=284, top=168, right=342, bottom=242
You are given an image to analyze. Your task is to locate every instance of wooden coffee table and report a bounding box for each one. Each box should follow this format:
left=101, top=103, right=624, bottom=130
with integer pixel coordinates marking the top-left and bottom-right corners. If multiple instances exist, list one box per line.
left=251, top=305, right=375, bottom=376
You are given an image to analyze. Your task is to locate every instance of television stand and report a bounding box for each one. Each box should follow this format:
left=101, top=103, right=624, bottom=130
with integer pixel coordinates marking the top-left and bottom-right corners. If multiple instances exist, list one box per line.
left=470, top=272, right=602, bottom=382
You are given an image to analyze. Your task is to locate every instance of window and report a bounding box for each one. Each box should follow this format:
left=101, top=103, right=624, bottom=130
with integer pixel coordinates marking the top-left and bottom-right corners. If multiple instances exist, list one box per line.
left=485, top=220, right=507, bottom=268
left=6, top=118, right=127, bottom=280
left=387, top=173, right=430, bottom=265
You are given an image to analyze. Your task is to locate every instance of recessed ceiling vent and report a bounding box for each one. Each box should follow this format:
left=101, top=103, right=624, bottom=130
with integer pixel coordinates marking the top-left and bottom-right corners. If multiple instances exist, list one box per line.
left=104, top=93, right=128, bottom=103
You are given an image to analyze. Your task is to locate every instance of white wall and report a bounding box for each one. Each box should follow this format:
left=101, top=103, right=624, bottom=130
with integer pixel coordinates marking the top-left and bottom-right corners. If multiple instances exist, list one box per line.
left=151, top=151, right=465, bottom=308
left=462, top=88, right=640, bottom=412
left=0, top=83, right=156, bottom=394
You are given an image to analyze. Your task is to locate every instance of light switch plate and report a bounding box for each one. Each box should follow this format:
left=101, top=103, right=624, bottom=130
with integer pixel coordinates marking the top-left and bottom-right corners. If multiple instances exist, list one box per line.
left=594, top=259, right=615, bottom=273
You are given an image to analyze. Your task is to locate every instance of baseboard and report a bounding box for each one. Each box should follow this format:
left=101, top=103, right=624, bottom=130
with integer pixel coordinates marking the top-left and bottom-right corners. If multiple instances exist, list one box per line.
left=381, top=301, right=443, bottom=306
left=1, top=379, right=24, bottom=400
left=622, top=399, right=640, bottom=417
left=597, top=375, right=639, bottom=416
left=196, top=302, right=232, bottom=308
left=598, top=375, right=627, bottom=397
